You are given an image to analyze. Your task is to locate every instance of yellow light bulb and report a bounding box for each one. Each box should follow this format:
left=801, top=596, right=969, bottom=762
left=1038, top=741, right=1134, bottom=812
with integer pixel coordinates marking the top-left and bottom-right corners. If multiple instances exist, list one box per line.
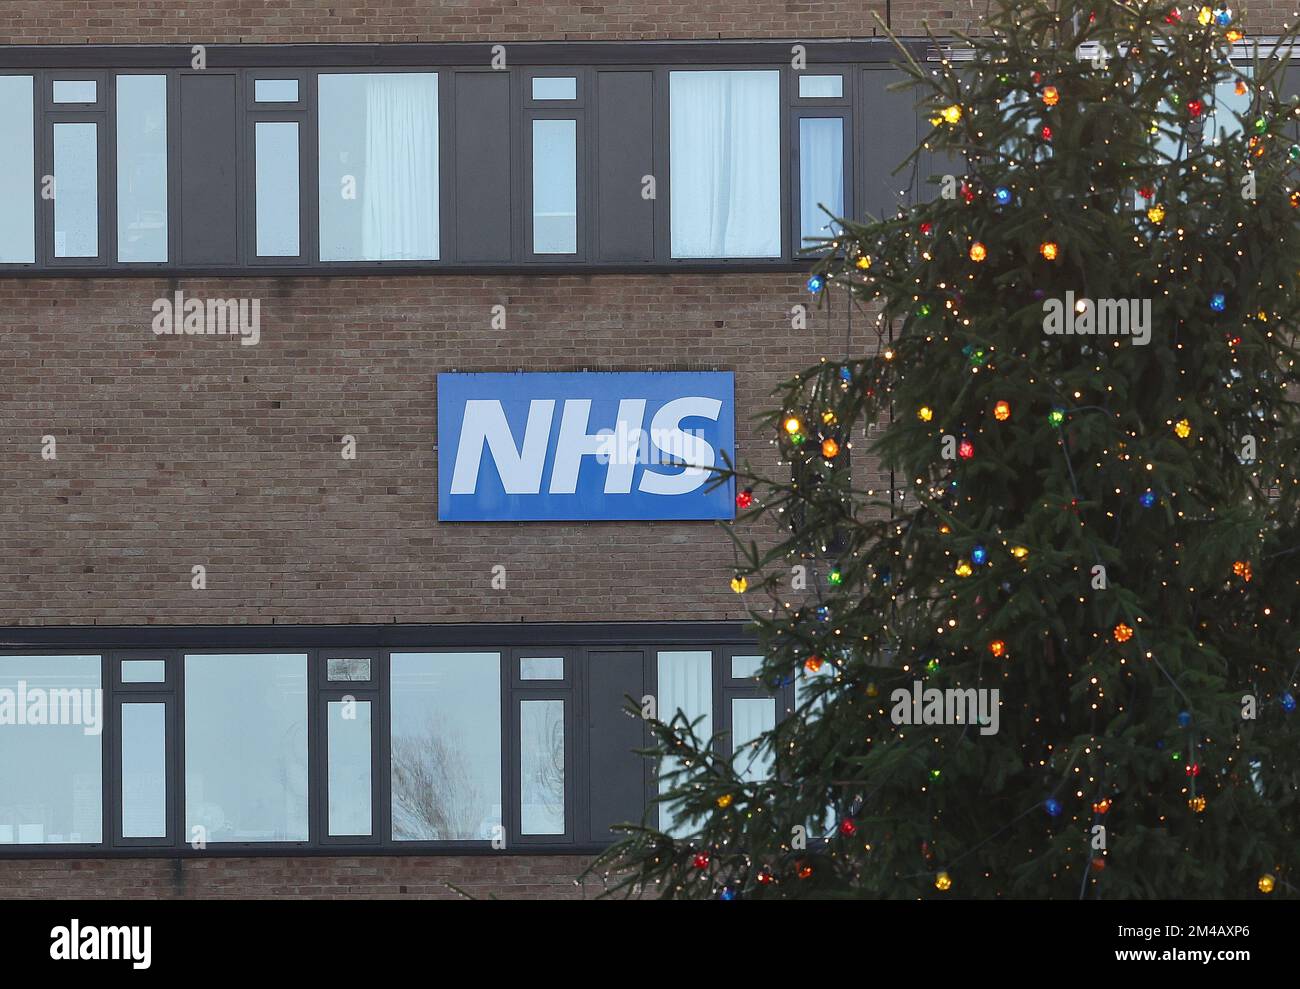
left=941, top=104, right=962, bottom=124
left=935, top=872, right=953, bottom=891
left=1174, top=418, right=1191, bottom=439
left=1148, top=205, right=1165, bottom=224
left=969, top=242, right=987, bottom=262
left=1040, top=241, right=1059, bottom=261
left=918, top=406, right=934, bottom=422
left=784, top=416, right=802, bottom=435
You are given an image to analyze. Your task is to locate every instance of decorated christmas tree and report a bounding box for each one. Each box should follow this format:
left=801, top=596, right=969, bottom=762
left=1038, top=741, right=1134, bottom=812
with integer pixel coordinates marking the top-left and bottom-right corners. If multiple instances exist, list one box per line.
left=594, top=0, right=1300, bottom=898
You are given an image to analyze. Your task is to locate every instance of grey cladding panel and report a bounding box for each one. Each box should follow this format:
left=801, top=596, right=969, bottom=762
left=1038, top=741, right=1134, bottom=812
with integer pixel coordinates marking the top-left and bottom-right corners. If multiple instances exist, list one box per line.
left=596, top=70, right=655, bottom=261
left=862, top=67, right=918, bottom=219
left=586, top=649, right=646, bottom=840
left=454, top=72, right=512, bottom=261
left=179, top=74, right=238, bottom=264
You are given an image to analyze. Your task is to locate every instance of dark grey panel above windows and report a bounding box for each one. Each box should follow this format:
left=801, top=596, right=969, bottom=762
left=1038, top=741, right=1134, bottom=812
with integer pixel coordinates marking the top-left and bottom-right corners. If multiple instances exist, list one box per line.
left=0, top=41, right=949, bottom=276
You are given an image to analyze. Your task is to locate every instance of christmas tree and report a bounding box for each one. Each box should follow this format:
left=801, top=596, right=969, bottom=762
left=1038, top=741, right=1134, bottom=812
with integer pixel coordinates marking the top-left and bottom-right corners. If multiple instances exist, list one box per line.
left=594, top=0, right=1300, bottom=898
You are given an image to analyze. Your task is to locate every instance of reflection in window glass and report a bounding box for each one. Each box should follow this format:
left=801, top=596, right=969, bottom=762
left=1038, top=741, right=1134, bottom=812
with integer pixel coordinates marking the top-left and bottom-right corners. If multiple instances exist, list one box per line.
left=520, top=657, right=564, bottom=680
left=669, top=70, right=781, bottom=258
left=318, top=73, right=439, bottom=261
left=255, top=121, right=300, bottom=257
left=731, top=697, right=775, bottom=783
left=328, top=700, right=372, bottom=837
left=53, top=122, right=98, bottom=258
left=531, top=77, right=577, bottom=101
left=532, top=119, right=577, bottom=254
left=116, top=74, right=167, bottom=263
left=798, top=74, right=843, bottom=99
left=390, top=652, right=501, bottom=840
left=184, top=654, right=308, bottom=842
left=0, top=76, right=35, bottom=264
left=255, top=79, right=299, bottom=103
left=326, top=657, right=371, bottom=682
left=0, top=655, right=102, bottom=844
left=799, top=117, right=844, bottom=245
left=121, top=659, right=165, bottom=683
left=121, top=703, right=166, bottom=838
left=53, top=80, right=97, bottom=104
left=657, top=650, right=713, bottom=833
left=520, top=700, right=564, bottom=835
left=730, top=654, right=763, bottom=680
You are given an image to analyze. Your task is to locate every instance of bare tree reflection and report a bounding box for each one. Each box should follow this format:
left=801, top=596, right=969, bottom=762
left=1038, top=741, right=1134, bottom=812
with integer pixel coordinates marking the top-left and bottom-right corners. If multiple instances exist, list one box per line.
left=391, top=729, right=486, bottom=840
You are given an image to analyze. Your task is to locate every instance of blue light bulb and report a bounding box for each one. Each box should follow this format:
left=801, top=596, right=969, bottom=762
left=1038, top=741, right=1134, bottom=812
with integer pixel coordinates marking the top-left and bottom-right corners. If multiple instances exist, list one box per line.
left=1215, top=8, right=1232, bottom=27
left=807, top=275, right=824, bottom=293
left=719, top=886, right=737, bottom=900
left=839, top=366, right=852, bottom=382
left=1140, top=490, right=1157, bottom=508
left=994, top=186, right=1012, bottom=205
left=1210, top=293, right=1226, bottom=312
left=1283, top=692, right=1296, bottom=713
left=971, top=545, right=988, bottom=565
left=1045, top=798, right=1062, bottom=817
left=1178, top=711, right=1191, bottom=727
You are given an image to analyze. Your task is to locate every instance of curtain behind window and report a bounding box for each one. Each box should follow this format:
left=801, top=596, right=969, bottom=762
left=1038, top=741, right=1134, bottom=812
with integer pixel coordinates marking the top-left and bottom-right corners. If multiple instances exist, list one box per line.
left=669, top=70, right=781, bottom=258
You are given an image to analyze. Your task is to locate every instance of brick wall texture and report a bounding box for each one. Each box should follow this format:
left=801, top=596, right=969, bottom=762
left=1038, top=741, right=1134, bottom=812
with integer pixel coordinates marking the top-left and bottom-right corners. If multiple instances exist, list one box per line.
left=4, top=0, right=1289, bottom=899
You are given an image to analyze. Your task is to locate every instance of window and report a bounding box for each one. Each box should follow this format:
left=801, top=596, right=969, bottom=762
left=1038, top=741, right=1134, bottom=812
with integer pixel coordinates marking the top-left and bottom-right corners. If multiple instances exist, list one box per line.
left=656, top=649, right=713, bottom=832
left=255, top=79, right=299, bottom=103
left=0, top=655, right=103, bottom=845
left=53, top=79, right=97, bottom=104
left=120, top=703, right=167, bottom=838
left=519, top=700, right=565, bottom=834
left=798, top=117, right=845, bottom=244
left=730, top=697, right=776, bottom=782
left=115, top=74, right=167, bottom=263
left=318, top=72, right=440, bottom=261
left=532, top=118, right=577, bottom=254
left=327, top=700, right=373, bottom=837
left=0, top=76, right=35, bottom=264
left=669, top=70, right=781, bottom=258
left=519, top=656, right=564, bottom=680
left=531, top=76, right=577, bottom=101
left=120, top=659, right=165, bottom=683
left=254, top=121, right=301, bottom=257
left=52, top=122, right=99, bottom=258
left=389, top=652, right=501, bottom=841
left=183, top=653, right=309, bottom=842
left=326, top=656, right=372, bottom=682
left=798, top=74, right=843, bottom=99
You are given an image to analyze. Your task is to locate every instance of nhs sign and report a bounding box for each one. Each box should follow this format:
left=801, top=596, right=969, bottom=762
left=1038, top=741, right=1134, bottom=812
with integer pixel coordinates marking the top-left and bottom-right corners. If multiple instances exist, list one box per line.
left=437, top=371, right=735, bottom=521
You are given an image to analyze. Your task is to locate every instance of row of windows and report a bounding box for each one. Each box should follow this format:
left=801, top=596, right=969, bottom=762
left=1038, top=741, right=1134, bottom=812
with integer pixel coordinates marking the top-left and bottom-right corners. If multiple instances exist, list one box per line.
left=0, top=62, right=894, bottom=272
left=0, top=643, right=800, bottom=852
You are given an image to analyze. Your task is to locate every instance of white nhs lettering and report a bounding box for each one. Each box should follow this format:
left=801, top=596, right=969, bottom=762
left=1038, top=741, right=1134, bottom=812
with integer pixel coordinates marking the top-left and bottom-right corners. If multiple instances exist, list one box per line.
left=449, top=397, right=722, bottom=496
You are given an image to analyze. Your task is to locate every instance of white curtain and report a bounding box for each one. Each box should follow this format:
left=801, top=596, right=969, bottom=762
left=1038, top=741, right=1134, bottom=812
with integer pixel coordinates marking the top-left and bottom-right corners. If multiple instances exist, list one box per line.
left=363, top=74, right=440, bottom=260
left=670, top=71, right=781, bottom=258
left=657, top=650, right=713, bottom=833
left=798, top=117, right=844, bottom=245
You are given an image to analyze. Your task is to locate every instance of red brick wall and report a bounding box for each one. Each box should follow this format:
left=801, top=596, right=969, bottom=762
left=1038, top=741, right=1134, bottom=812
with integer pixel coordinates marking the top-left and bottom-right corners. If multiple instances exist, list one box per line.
left=0, top=855, right=602, bottom=899
left=0, top=273, right=878, bottom=626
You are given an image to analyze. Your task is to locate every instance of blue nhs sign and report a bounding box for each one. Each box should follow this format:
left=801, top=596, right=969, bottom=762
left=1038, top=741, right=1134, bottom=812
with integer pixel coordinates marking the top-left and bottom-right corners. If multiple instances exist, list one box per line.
left=437, top=372, right=735, bottom=521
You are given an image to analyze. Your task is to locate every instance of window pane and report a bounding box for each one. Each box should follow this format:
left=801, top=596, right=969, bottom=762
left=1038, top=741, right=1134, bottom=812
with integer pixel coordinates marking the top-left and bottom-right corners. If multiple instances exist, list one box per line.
left=255, top=79, right=299, bottom=103
left=183, top=654, right=308, bottom=842
left=390, top=652, right=501, bottom=841
left=532, top=118, right=577, bottom=254
left=520, top=700, right=564, bottom=835
left=532, top=76, right=576, bottom=101
left=121, top=703, right=166, bottom=838
left=520, top=657, right=564, bottom=681
left=327, top=699, right=372, bottom=837
left=799, top=117, right=844, bottom=245
left=53, top=122, right=98, bottom=258
left=326, top=656, right=371, bottom=682
left=0, top=655, right=102, bottom=844
left=798, top=74, right=843, bottom=99
left=731, top=697, right=775, bottom=783
left=318, top=72, right=439, bottom=261
left=669, top=70, right=780, bottom=258
left=53, top=80, right=97, bottom=104
left=121, top=659, right=165, bottom=683
left=0, top=76, right=35, bottom=263
left=730, top=654, right=763, bottom=680
left=116, top=74, right=167, bottom=263
left=657, top=650, right=712, bottom=833
left=255, top=121, right=299, bottom=257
